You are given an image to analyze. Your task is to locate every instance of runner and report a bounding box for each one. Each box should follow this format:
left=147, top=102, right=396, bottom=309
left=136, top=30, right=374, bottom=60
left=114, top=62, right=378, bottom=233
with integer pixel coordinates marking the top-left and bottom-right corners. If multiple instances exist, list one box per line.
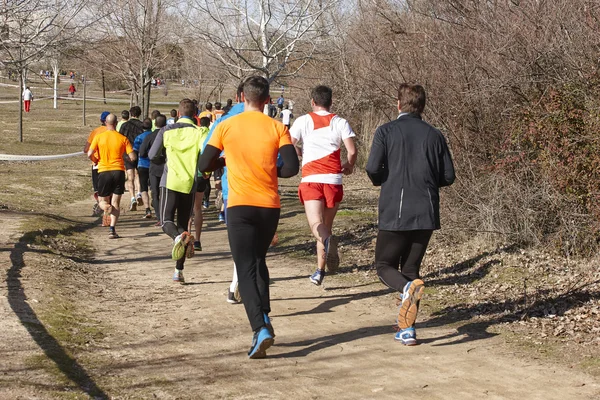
left=198, top=76, right=299, bottom=359
left=199, top=102, right=215, bottom=123
left=119, top=106, right=144, bottom=211
left=365, top=83, right=455, bottom=345
left=23, top=87, right=33, bottom=113
left=213, top=102, right=225, bottom=120
left=149, top=99, right=207, bottom=284
left=189, top=116, right=211, bottom=251
left=133, top=118, right=154, bottom=219
left=87, top=113, right=136, bottom=239
left=68, top=83, right=76, bottom=98
left=139, top=114, right=167, bottom=227
left=280, top=104, right=293, bottom=128
left=222, top=99, right=233, bottom=114
left=83, top=111, right=110, bottom=222
left=116, top=110, right=129, bottom=132
left=166, top=109, right=177, bottom=125
left=150, top=109, right=160, bottom=130
left=290, top=85, right=357, bottom=286
left=201, top=81, right=246, bottom=305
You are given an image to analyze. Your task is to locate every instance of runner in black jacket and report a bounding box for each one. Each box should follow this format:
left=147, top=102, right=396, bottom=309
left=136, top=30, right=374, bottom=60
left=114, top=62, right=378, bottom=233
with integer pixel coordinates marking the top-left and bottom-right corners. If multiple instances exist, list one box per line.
left=366, top=83, right=455, bottom=346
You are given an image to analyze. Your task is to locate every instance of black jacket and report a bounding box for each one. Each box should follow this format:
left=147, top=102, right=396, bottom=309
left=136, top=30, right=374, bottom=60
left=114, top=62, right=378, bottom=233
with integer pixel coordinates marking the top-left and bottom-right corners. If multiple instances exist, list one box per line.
left=139, top=129, right=165, bottom=177
left=366, top=113, right=455, bottom=231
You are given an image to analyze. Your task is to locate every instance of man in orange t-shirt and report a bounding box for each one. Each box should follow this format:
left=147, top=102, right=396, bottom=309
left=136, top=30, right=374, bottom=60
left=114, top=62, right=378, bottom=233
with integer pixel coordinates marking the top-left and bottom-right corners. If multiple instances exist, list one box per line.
left=83, top=111, right=110, bottom=217
left=198, top=76, right=299, bottom=359
left=88, top=113, right=136, bottom=239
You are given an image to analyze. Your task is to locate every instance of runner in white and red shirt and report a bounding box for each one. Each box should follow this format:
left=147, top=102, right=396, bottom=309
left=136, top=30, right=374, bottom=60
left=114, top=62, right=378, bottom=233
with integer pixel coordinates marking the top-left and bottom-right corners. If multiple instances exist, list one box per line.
left=290, top=85, right=357, bottom=286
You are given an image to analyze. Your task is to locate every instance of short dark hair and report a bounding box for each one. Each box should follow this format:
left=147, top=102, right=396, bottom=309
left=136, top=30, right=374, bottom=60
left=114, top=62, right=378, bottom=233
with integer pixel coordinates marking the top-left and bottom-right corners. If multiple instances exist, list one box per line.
left=205, top=102, right=213, bottom=111
left=199, top=117, right=211, bottom=127
left=311, top=85, right=332, bottom=108
left=142, top=118, right=152, bottom=130
left=155, top=114, right=167, bottom=128
left=121, top=110, right=130, bottom=120
left=214, top=102, right=221, bottom=110
left=226, top=98, right=233, bottom=105
left=243, top=76, right=270, bottom=105
left=398, top=84, right=426, bottom=115
left=151, top=109, right=160, bottom=119
left=179, top=98, right=197, bottom=118
left=130, top=106, right=142, bottom=118
left=170, top=109, right=177, bottom=117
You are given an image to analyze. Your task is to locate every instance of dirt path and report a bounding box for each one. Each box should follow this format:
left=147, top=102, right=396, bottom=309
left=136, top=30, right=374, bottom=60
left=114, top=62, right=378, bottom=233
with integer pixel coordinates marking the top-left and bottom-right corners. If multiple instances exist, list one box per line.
left=2, top=199, right=600, bottom=399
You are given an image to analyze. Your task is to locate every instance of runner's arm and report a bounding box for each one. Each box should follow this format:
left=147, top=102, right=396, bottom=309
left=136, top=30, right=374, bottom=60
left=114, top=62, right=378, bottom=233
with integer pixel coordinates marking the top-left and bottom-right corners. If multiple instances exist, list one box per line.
left=197, top=145, right=225, bottom=172
left=148, top=128, right=165, bottom=162
left=277, top=144, right=299, bottom=178
left=341, top=137, right=357, bottom=175
left=365, top=127, right=386, bottom=186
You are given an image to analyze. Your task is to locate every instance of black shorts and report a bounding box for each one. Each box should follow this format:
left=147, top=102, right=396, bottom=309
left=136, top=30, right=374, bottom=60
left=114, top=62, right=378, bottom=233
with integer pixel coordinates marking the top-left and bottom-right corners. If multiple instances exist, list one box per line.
left=92, top=167, right=99, bottom=193
left=124, top=159, right=137, bottom=170
left=138, top=167, right=150, bottom=192
left=98, top=170, right=126, bottom=197
left=196, top=178, right=208, bottom=193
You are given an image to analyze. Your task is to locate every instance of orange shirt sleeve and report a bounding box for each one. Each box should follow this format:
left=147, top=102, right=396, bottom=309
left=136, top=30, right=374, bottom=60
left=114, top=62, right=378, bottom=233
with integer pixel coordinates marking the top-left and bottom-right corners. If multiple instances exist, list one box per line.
left=124, top=137, right=133, bottom=154
left=90, top=135, right=99, bottom=153
left=207, top=123, right=225, bottom=150
left=279, top=126, right=293, bottom=148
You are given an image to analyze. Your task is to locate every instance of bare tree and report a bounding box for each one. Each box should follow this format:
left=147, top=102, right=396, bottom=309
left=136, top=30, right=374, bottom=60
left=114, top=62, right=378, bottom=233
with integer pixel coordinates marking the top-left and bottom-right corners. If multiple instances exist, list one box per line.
left=190, top=0, right=336, bottom=82
left=90, top=0, right=178, bottom=118
left=0, top=0, right=88, bottom=141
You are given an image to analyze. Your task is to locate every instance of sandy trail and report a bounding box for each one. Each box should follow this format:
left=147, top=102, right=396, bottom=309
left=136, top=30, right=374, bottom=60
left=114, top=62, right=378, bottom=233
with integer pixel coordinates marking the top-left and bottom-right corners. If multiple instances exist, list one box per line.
left=1, top=200, right=599, bottom=399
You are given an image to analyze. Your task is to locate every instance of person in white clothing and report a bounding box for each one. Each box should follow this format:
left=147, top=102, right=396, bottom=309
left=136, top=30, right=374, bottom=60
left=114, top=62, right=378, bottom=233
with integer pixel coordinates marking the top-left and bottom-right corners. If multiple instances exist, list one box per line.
left=23, top=87, right=33, bottom=113
left=289, top=85, right=357, bottom=286
left=280, top=105, right=293, bottom=128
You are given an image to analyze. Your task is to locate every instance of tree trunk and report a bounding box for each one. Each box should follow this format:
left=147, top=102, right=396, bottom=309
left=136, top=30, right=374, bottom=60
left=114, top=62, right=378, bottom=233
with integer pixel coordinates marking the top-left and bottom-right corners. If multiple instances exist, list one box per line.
left=83, top=74, right=87, bottom=126
left=52, top=61, right=59, bottom=109
left=101, top=69, right=107, bottom=104
left=145, top=81, right=151, bottom=118
left=18, top=71, right=23, bottom=142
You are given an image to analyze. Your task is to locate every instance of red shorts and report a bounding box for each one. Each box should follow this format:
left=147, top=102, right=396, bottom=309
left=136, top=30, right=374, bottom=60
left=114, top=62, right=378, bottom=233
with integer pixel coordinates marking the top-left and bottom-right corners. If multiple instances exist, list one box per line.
left=298, top=182, right=343, bottom=208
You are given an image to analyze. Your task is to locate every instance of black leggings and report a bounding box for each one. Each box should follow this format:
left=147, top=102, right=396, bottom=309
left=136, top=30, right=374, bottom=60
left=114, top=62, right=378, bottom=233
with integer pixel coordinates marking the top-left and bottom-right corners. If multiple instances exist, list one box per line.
left=375, top=230, right=433, bottom=292
left=160, top=187, right=195, bottom=270
left=149, top=174, right=161, bottom=221
left=227, top=206, right=280, bottom=332
left=203, top=181, right=211, bottom=203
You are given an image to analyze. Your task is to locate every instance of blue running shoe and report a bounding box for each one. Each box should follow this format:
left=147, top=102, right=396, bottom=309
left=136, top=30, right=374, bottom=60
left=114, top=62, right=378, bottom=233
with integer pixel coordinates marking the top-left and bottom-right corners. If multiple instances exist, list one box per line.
left=310, top=269, right=325, bottom=285
left=218, top=212, right=225, bottom=223
left=395, top=327, right=417, bottom=346
left=248, top=327, right=274, bottom=359
left=397, top=279, right=424, bottom=329
left=264, top=313, right=275, bottom=338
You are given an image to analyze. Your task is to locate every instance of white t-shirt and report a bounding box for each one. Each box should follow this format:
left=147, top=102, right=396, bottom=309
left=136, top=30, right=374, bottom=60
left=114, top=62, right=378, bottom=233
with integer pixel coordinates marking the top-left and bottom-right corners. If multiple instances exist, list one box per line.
left=289, top=110, right=355, bottom=185
left=281, top=109, right=293, bottom=125
left=23, top=89, right=33, bottom=101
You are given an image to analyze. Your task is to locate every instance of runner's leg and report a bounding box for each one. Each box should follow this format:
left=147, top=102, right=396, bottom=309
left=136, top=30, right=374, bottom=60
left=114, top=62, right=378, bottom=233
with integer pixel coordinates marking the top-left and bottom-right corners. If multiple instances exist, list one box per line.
left=149, top=174, right=161, bottom=222
left=375, top=230, right=410, bottom=291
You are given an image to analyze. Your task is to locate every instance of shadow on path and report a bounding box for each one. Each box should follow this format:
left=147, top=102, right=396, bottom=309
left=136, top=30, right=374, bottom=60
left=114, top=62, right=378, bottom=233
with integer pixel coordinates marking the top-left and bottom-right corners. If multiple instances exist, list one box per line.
left=6, top=217, right=108, bottom=399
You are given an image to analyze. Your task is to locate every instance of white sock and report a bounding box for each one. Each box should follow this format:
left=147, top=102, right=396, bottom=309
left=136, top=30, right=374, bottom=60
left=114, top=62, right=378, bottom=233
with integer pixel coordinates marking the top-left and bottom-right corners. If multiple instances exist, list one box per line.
left=229, top=263, right=238, bottom=292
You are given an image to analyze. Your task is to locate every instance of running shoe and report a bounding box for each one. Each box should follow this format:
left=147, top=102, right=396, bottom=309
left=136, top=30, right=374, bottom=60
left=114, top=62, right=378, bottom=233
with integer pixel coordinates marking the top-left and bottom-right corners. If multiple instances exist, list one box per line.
left=397, top=279, right=425, bottom=329
left=136, top=193, right=143, bottom=206
left=108, top=228, right=120, bottom=239
left=324, top=235, right=339, bottom=273
left=270, top=232, right=279, bottom=247
left=310, top=268, right=325, bottom=286
left=172, top=232, right=191, bottom=260
left=202, top=200, right=209, bottom=209
left=394, top=326, right=417, bottom=346
left=186, top=235, right=195, bottom=259
left=264, top=313, right=276, bottom=338
left=234, top=282, right=242, bottom=302
left=129, top=197, right=137, bottom=211
left=144, top=209, right=152, bottom=219
left=248, top=327, right=274, bottom=359
left=218, top=212, right=225, bottom=223
left=154, top=221, right=162, bottom=227
left=227, top=289, right=239, bottom=304
left=194, top=241, right=202, bottom=251
left=173, top=269, right=185, bottom=284
left=92, top=203, right=102, bottom=216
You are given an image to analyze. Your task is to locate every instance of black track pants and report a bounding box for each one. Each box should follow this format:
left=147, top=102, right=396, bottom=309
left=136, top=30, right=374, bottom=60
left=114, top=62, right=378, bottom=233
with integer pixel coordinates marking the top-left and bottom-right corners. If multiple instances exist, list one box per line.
left=375, top=230, right=433, bottom=292
left=150, top=174, right=161, bottom=221
left=227, top=206, right=280, bottom=332
left=160, top=187, right=195, bottom=270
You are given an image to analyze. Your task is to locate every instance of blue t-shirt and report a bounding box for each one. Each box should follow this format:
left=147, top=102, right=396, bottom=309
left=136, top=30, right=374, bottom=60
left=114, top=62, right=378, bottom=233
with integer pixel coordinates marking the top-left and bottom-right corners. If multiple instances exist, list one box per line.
left=134, top=130, right=152, bottom=168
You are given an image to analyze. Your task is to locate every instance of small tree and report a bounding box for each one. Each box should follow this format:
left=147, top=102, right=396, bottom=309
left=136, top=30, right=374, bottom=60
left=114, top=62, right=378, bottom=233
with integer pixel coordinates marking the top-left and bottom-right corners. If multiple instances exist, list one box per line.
left=0, top=0, right=88, bottom=141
